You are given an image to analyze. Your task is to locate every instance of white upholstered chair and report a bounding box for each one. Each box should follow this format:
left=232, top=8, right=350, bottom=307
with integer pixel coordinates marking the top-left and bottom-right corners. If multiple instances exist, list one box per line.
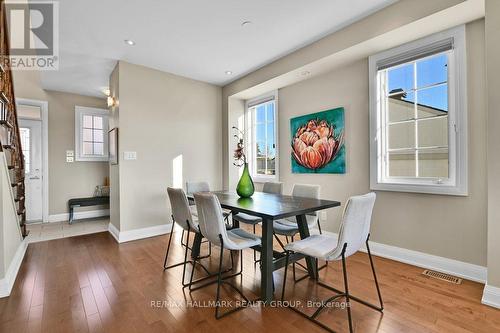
left=194, top=192, right=261, bottom=319
left=164, top=187, right=226, bottom=288
left=273, top=184, right=322, bottom=237
left=272, top=184, right=324, bottom=280
left=281, top=192, right=383, bottom=333
left=232, top=181, right=283, bottom=262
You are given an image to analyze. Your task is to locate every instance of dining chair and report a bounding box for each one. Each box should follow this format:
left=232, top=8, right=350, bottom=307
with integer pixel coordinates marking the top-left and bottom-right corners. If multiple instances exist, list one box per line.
left=164, top=187, right=230, bottom=289
left=280, top=192, right=383, bottom=333
left=193, top=192, right=261, bottom=319
left=232, top=181, right=283, bottom=262
left=185, top=181, right=231, bottom=245
left=273, top=184, right=325, bottom=280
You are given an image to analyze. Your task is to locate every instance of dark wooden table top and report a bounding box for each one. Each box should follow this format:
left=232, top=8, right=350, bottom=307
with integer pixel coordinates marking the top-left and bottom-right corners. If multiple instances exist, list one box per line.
left=188, top=191, right=341, bottom=220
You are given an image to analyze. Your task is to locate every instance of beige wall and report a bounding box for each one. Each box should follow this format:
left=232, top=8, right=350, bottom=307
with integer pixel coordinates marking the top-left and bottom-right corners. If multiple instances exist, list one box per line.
left=45, top=91, right=108, bottom=214
left=13, top=71, right=109, bottom=215
left=485, top=0, right=500, bottom=287
left=230, top=20, right=487, bottom=266
left=222, top=0, right=470, bottom=188
left=108, top=65, right=120, bottom=230
left=110, top=61, right=222, bottom=232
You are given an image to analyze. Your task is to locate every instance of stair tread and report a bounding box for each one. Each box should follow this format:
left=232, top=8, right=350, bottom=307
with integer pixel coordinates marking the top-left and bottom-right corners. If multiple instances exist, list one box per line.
left=15, top=196, right=24, bottom=202
left=17, top=208, right=25, bottom=215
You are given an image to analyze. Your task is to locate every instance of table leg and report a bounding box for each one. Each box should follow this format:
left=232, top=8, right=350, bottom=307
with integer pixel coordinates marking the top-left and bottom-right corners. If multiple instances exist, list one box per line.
left=260, top=218, right=274, bottom=303
left=191, top=232, right=202, bottom=259
left=296, top=214, right=318, bottom=279
left=69, top=205, right=74, bottom=224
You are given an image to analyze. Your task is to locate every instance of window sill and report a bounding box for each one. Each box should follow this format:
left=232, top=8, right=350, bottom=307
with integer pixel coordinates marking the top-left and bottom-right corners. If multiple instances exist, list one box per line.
left=370, top=181, right=468, bottom=196
left=75, top=156, right=109, bottom=162
left=252, top=176, right=278, bottom=184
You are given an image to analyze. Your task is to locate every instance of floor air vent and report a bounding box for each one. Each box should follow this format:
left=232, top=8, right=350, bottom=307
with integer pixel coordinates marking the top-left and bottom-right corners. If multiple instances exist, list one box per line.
left=422, top=270, right=462, bottom=284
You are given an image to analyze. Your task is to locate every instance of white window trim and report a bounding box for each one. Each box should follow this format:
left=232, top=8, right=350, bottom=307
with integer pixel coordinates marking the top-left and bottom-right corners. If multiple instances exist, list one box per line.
left=245, top=90, right=279, bottom=183
left=369, top=25, right=467, bottom=196
left=75, top=106, right=109, bottom=162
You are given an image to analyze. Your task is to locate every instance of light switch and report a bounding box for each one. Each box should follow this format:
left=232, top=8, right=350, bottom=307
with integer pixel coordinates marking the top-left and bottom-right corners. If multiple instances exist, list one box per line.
left=66, top=150, right=74, bottom=157
left=320, top=211, right=327, bottom=221
left=124, top=151, right=137, bottom=160
left=66, top=156, right=74, bottom=163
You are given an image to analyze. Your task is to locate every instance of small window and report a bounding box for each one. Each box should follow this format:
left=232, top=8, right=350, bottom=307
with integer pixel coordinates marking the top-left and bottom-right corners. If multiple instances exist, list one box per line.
left=369, top=26, right=467, bottom=195
left=19, top=127, right=30, bottom=174
left=245, top=92, right=278, bottom=181
left=75, top=106, right=109, bottom=161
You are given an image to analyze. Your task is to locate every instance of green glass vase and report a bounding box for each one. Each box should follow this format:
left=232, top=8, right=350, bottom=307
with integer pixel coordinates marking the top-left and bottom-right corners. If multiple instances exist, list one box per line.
left=236, top=163, right=255, bottom=198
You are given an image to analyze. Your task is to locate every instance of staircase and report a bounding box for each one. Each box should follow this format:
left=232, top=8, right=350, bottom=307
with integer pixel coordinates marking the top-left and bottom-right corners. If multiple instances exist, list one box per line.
left=0, top=0, right=27, bottom=237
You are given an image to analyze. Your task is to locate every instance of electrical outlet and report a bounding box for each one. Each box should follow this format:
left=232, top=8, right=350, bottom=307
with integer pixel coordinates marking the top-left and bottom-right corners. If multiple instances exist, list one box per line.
left=320, top=211, right=327, bottom=221
left=66, top=156, right=74, bottom=163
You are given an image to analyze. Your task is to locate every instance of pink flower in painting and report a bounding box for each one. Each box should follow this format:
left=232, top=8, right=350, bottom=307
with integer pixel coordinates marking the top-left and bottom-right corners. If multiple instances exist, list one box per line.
left=291, top=119, right=344, bottom=170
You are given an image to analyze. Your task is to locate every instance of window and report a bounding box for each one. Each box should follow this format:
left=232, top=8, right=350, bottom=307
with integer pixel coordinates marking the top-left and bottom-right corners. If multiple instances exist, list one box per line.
left=245, top=92, right=278, bottom=181
left=19, top=127, right=30, bottom=174
left=369, top=26, right=467, bottom=195
left=75, top=106, right=109, bottom=161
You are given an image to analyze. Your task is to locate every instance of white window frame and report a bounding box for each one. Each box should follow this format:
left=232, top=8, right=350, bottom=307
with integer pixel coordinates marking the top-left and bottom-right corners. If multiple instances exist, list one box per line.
left=245, top=91, right=279, bottom=183
left=75, top=106, right=109, bottom=162
left=369, top=25, right=467, bottom=196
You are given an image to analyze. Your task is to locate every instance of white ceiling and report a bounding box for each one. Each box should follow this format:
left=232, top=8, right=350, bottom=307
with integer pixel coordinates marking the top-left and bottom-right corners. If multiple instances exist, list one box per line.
left=38, top=0, right=397, bottom=97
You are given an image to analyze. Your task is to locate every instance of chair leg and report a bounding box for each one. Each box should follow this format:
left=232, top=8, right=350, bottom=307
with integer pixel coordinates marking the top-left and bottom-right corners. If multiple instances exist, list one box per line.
left=163, top=220, right=176, bottom=269
left=281, top=251, right=290, bottom=301
left=366, top=234, right=384, bottom=310
left=341, top=250, right=354, bottom=333
left=215, top=237, right=225, bottom=319
left=181, top=226, right=192, bottom=286
left=253, top=224, right=258, bottom=263
left=181, top=229, right=186, bottom=247
left=281, top=243, right=383, bottom=333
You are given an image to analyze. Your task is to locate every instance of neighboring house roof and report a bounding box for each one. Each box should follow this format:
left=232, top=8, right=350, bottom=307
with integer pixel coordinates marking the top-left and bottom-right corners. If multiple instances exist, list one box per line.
left=388, top=88, right=447, bottom=115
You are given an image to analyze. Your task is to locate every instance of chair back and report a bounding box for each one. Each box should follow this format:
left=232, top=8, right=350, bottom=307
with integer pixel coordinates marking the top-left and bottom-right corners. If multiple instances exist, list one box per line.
left=193, top=192, right=228, bottom=246
left=292, top=184, right=320, bottom=216
left=167, top=187, right=196, bottom=231
left=263, top=182, right=283, bottom=195
left=334, top=192, right=376, bottom=258
left=186, top=181, right=210, bottom=194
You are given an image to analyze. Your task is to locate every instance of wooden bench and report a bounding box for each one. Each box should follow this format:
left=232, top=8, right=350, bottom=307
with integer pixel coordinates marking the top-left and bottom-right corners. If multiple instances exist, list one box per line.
left=68, top=196, right=110, bottom=223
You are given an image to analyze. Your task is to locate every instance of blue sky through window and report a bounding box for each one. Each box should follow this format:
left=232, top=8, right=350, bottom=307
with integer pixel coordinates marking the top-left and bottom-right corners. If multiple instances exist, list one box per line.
left=388, top=53, right=448, bottom=112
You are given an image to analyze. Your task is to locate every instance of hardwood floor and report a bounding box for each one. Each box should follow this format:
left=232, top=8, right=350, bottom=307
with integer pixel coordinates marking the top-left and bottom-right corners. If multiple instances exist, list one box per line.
left=1, top=229, right=499, bottom=333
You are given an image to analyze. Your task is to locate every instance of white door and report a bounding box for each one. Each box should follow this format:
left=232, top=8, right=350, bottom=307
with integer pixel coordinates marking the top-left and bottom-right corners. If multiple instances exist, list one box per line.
left=19, top=119, right=43, bottom=222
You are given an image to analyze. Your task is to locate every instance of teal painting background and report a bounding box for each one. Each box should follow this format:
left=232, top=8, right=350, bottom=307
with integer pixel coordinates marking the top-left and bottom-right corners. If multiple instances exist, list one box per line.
left=290, top=107, right=345, bottom=174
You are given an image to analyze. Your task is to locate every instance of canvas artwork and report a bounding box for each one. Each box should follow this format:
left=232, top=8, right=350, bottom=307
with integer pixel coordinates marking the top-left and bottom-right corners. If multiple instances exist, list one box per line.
left=290, top=107, right=345, bottom=174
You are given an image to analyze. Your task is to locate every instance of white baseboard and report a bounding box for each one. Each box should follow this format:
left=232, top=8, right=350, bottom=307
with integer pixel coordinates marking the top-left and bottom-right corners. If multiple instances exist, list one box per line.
left=0, top=238, right=29, bottom=298
left=108, top=223, right=172, bottom=243
left=321, top=231, right=487, bottom=283
left=482, top=285, right=500, bottom=309
left=48, top=209, right=110, bottom=223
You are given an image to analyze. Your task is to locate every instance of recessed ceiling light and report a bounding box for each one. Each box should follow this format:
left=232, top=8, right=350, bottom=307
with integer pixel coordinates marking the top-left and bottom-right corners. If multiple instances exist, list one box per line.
left=124, top=39, right=135, bottom=46
left=241, top=21, right=252, bottom=27
left=225, top=71, right=233, bottom=75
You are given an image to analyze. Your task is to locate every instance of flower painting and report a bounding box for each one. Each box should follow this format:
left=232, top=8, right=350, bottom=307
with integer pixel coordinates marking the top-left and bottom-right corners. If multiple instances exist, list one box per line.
left=290, top=107, right=345, bottom=174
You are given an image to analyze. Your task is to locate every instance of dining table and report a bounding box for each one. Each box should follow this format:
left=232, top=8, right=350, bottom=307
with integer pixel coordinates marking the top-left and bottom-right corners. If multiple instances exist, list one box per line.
left=187, top=190, right=341, bottom=303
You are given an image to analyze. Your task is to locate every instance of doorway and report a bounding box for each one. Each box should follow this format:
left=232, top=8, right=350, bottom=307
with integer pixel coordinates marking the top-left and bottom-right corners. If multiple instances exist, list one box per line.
left=16, top=98, right=49, bottom=223
left=19, top=119, right=42, bottom=221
